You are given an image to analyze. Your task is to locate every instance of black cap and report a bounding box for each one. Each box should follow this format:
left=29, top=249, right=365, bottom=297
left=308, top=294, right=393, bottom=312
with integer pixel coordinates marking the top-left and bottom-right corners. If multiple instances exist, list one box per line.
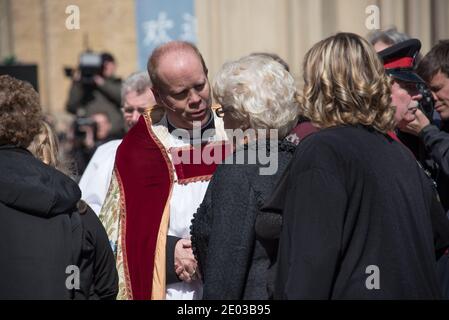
left=378, top=39, right=425, bottom=83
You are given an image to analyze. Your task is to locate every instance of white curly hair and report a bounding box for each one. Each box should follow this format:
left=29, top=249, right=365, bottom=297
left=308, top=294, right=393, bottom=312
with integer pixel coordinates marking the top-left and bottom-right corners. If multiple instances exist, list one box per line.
left=213, top=55, right=299, bottom=139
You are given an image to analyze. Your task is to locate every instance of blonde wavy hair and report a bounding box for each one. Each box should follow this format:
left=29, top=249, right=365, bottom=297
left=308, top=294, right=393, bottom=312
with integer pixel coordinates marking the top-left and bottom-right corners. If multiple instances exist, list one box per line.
left=300, top=32, right=395, bottom=133
left=28, top=121, right=72, bottom=176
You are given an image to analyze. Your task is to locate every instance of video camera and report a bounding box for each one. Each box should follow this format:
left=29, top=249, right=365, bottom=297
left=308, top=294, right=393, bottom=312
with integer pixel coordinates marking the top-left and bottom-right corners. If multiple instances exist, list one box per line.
left=73, top=116, right=97, bottom=140
left=64, top=51, right=103, bottom=85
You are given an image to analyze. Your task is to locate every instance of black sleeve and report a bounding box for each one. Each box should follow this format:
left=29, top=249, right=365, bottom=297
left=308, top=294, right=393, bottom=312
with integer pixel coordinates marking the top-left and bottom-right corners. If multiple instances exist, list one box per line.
left=190, top=177, right=214, bottom=277
left=275, top=168, right=347, bottom=300
left=81, top=208, right=119, bottom=300
left=257, top=161, right=293, bottom=240
left=166, top=235, right=182, bottom=284
left=96, top=79, right=122, bottom=107
left=420, top=125, right=449, bottom=176
left=430, top=188, right=449, bottom=259
left=66, top=82, right=84, bottom=114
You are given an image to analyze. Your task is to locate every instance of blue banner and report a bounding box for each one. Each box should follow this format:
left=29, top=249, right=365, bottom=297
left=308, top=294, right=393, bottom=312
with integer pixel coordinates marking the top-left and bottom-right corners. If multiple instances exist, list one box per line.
left=135, top=0, right=197, bottom=70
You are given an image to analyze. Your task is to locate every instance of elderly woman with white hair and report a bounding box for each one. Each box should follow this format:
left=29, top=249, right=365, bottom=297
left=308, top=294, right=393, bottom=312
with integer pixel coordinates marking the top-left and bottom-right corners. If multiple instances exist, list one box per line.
left=190, top=54, right=306, bottom=300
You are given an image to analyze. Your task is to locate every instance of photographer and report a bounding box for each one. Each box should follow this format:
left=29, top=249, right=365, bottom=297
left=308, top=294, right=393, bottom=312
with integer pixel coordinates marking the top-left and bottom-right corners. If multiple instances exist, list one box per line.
left=66, top=52, right=124, bottom=138
left=72, top=111, right=114, bottom=177
left=402, top=40, right=449, bottom=211
left=400, top=40, right=449, bottom=299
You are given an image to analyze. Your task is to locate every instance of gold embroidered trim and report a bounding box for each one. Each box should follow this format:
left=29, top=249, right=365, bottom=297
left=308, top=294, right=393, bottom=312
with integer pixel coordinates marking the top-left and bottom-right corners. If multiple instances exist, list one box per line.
left=177, top=174, right=213, bottom=185
left=143, top=111, right=174, bottom=300
left=116, top=167, right=133, bottom=300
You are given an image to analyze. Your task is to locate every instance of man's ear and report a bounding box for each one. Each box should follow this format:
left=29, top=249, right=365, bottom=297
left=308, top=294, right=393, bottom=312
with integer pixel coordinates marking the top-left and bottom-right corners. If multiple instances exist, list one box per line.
left=151, top=87, right=162, bottom=105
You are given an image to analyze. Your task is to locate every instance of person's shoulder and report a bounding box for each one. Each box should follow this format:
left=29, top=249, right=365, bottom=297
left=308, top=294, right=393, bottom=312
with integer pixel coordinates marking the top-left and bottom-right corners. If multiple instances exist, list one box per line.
left=292, top=126, right=364, bottom=173
left=77, top=200, right=103, bottom=232
left=97, top=139, right=122, bottom=151
left=300, top=125, right=367, bottom=149
left=298, top=126, right=345, bottom=151
left=94, top=139, right=122, bottom=156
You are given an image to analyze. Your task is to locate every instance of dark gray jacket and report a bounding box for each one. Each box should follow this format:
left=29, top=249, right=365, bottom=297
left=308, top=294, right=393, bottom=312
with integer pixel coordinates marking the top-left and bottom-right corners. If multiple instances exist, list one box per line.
left=190, top=139, right=296, bottom=300
left=0, top=145, right=117, bottom=299
left=420, top=124, right=449, bottom=211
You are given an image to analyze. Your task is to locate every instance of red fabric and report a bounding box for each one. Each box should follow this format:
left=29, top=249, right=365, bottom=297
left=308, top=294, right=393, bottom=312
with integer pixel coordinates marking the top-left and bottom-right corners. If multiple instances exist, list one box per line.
left=387, top=131, right=402, bottom=143
left=170, top=142, right=233, bottom=184
left=388, top=131, right=416, bottom=159
left=115, top=116, right=172, bottom=300
left=289, top=121, right=319, bottom=143
left=384, top=57, right=414, bottom=70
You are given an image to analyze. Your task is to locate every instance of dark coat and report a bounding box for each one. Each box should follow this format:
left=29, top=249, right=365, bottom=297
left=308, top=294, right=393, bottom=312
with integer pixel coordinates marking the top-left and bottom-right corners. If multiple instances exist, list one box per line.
left=190, top=139, right=296, bottom=300
left=267, top=125, right=449, bottom=299
left=75, top=201, right=118, bottom=300
left=419, top=123, right=449, bottom=211
left=0, top=145, right=117, bottom=299
left=418, top=122, right=449, bottom=298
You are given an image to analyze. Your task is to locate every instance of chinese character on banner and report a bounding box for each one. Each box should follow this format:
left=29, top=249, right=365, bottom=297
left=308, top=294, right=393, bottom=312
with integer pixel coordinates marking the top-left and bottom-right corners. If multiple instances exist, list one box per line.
left=135, top=0, right=198, bottom=70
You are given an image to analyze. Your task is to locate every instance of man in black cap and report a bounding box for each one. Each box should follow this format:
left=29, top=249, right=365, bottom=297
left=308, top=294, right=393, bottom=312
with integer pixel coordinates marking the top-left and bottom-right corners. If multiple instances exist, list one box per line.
left=379, top=39, right=425, bottom=130
left=401, top=40, right=449, bottom=213
left=379, top=39, right=437, bottom=180
left=398, top=40, right=449, bottom=299
left=379, top=39, right=449, bottom=299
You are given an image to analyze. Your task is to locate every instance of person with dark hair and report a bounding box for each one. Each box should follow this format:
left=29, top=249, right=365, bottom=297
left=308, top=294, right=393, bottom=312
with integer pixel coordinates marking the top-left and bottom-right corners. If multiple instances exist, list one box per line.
left=100, top=52, right=116, bottom=76
left=66, top=51, right=124, bottom=139
left=400, top=40, right=449, bottom=212
left=0, top=75, right=118, bottom=299
left=264, top=33, right=449, bottom=299
left=71, top=111, right=115, bottom=175
left=400, top=40, right=449, bottom=298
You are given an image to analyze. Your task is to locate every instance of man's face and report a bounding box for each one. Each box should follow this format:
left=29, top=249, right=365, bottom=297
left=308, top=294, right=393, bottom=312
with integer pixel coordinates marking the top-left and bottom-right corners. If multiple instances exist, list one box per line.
left=153, top=50, right=211, bottom=130
left=391, top=80, right=422, bottom=130
left=122, top=88, right=156, bottom=129
left=91, top=113, right=111, bottom=140
left=102, top=61, right=116, bottom=78
left=430, top=71, right=449, bottom=120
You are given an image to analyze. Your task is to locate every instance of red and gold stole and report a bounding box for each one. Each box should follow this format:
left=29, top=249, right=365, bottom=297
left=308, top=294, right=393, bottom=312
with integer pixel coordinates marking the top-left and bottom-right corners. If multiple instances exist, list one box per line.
left=115, top=114, right=230, bottom=299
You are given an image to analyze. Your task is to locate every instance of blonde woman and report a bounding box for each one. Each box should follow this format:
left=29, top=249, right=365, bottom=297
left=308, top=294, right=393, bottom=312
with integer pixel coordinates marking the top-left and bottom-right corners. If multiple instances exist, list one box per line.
left=266, top=33, right=449, bottom=299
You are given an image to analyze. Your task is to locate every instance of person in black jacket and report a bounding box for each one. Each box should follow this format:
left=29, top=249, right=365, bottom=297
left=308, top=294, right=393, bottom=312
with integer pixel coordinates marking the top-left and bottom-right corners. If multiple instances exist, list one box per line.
left=0, top=75, right=117, bottom=299
left=264, top=33, right=449, bottom=299
left=190, top=54, right=304, bottom=299
left=66, top=52, right=124, bottom=137
left=28, top=120, right=118, bottom=300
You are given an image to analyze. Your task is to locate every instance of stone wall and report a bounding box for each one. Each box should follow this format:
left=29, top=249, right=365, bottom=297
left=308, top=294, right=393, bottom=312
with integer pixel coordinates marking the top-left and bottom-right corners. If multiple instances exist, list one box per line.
left=1, top=0, right=449, bottom=115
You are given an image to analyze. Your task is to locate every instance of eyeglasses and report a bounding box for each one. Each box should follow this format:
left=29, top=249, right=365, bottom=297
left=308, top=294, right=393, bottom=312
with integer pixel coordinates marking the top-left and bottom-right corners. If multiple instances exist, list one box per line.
left=122, top=106, right=147, bottom=114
